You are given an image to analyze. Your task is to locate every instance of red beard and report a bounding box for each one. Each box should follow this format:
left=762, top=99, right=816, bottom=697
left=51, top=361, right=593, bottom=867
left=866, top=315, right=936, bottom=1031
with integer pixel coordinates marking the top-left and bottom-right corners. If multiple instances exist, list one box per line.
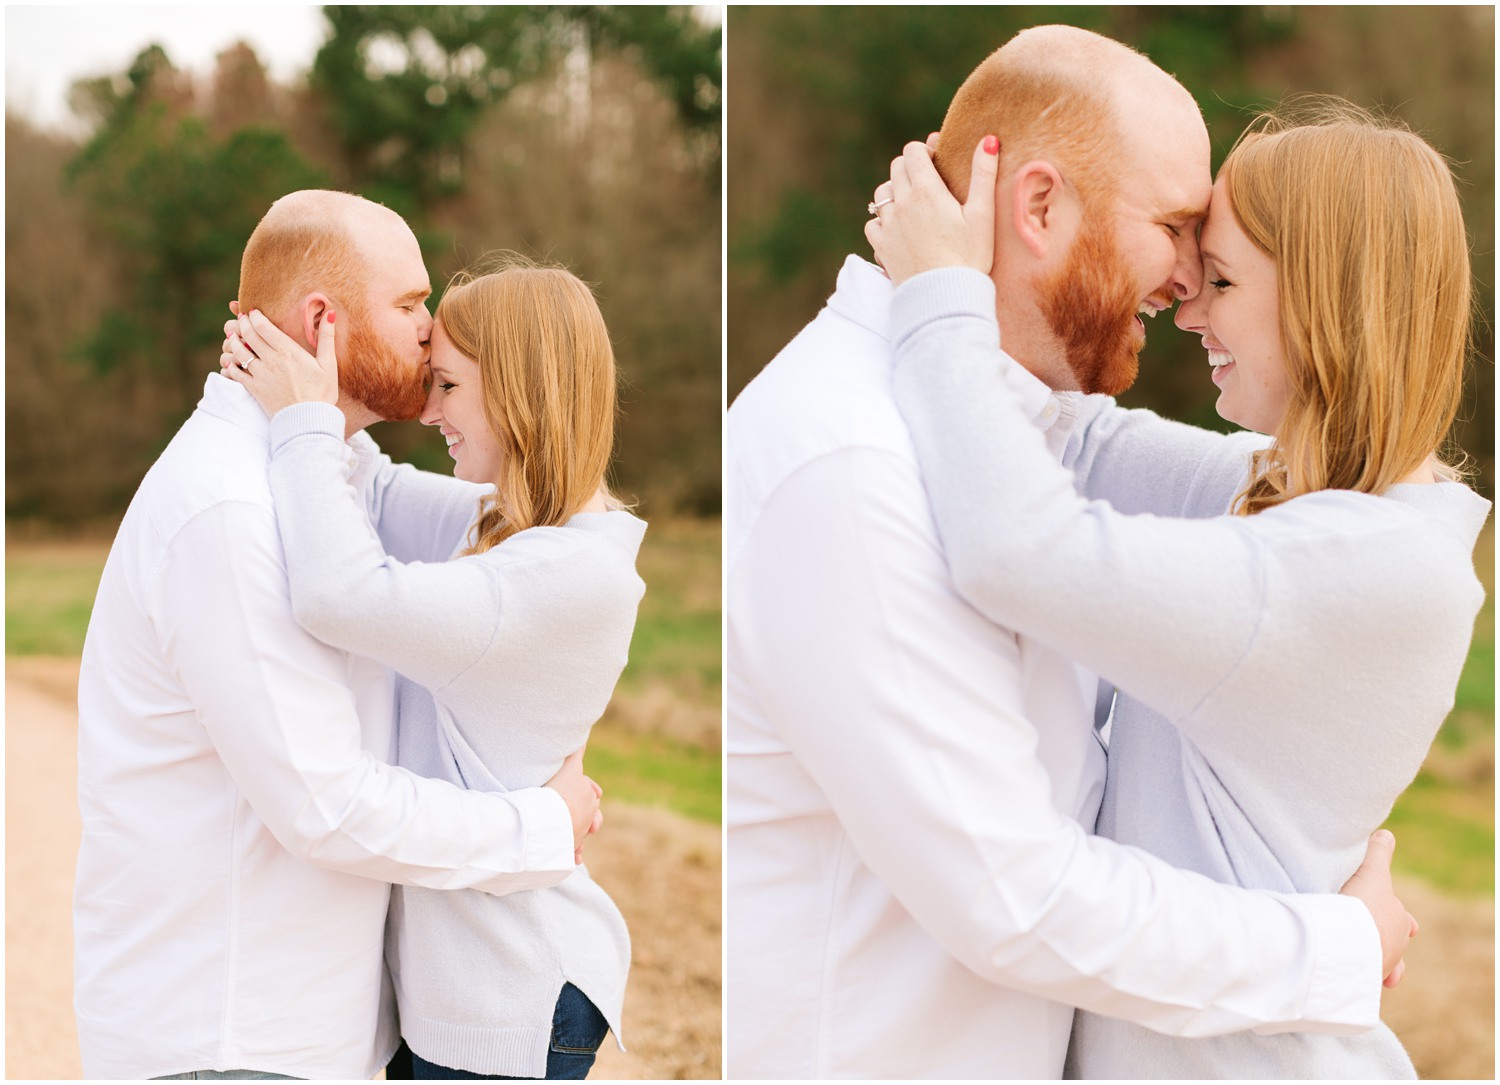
left=338, top=316, right=428, bottom=422
left=1038, top=213, right=1144, bottom=396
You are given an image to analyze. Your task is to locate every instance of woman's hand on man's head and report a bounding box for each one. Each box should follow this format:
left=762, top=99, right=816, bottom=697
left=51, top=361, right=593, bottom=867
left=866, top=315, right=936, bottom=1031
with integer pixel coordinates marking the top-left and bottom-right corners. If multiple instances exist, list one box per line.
left=865, top=134, right=1001, bottom=287
left=220, top=307, right=341, bottom=418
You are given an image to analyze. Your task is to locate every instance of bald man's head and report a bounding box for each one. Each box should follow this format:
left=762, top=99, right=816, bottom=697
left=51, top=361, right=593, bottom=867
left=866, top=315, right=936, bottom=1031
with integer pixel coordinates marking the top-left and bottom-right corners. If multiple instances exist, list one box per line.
left=934, top=25, right=1188, bottom=208
left=236, top=190, right=433, bottom=424
left=237, top=190, right=398, bottom=328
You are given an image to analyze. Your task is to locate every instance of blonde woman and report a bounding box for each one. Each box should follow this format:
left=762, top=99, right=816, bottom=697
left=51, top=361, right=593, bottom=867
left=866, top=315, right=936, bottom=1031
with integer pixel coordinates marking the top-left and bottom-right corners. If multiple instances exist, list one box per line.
left=866, top=102, right=1488, bottom=1077
left=222, top=259, right=644, bottom=1080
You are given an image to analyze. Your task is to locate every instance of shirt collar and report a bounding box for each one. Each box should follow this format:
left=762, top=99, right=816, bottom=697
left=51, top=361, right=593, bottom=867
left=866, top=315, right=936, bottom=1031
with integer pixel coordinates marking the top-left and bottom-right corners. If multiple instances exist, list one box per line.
left=196, top=372, right=272, bottom=441
left=826, top=254, right=896, bottom=341
left=829, top=254, right=1073, bottom=434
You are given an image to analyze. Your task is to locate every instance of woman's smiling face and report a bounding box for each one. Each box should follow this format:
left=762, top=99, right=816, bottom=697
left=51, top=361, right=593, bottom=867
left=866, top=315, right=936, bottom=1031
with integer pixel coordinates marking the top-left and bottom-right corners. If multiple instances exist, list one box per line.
left=1173, top=177, right=1294, bottom=435
left=421, top=319, right=504, bottom=484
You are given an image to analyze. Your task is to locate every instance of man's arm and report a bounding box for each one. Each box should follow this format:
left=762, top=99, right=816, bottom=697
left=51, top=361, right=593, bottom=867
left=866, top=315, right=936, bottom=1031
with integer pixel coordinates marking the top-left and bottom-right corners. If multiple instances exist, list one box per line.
left=152, top=500, right=584, bottom=894
left=737, top=447, right=1391, bottom=1036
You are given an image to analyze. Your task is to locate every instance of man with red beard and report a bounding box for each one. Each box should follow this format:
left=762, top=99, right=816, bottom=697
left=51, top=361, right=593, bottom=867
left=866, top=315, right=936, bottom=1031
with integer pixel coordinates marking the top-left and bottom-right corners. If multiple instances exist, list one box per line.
left=73, top=190, right=602, bottom=1080
left=726, top=25, right=1409, bottom=1079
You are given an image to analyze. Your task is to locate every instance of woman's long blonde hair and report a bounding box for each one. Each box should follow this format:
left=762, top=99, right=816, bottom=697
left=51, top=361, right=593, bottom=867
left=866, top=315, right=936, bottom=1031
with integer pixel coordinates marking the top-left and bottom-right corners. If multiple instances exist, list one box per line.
left=1220, top=98, right=1473, bottom=515
left=435, top=255, right=620, bottom=554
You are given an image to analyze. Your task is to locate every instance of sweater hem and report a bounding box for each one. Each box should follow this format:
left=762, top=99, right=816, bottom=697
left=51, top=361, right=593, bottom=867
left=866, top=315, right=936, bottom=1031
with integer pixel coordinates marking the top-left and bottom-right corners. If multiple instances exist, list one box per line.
left=404, top=1018, right=552, bottom=1079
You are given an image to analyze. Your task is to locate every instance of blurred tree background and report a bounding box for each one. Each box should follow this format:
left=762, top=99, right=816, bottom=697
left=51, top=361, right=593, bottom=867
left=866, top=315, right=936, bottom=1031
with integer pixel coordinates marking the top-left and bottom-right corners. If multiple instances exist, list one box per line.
left=7, top=3, right=722, bottom=523
left=728, top=5, right=1495, bottom=498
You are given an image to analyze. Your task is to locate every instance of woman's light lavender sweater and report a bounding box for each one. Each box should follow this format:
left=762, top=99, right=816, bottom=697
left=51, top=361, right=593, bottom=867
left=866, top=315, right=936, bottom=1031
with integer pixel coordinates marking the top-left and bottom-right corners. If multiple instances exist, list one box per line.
left=888, top=269, right=1488, bottom=1080
left=266, top=402, right=646, bottom=1078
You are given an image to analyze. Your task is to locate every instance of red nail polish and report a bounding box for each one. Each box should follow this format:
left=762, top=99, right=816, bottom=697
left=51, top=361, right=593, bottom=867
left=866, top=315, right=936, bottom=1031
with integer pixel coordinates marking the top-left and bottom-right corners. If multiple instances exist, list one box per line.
left=983, top=135, right=999, bottom=155
left=327, top=311, right=335, bottom=324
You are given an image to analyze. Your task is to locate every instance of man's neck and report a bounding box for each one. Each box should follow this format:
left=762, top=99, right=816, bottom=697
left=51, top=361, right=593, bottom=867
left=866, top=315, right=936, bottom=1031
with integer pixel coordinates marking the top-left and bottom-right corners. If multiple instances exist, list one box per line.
left=992, top=275, right=1076, bottom=393
left=337, top=397, right=378, bottom=439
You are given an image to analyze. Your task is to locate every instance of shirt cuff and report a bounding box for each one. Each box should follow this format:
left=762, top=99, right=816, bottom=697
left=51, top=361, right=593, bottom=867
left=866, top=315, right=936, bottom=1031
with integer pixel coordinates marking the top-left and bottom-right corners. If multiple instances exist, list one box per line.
left=1277, top=894, right=1382, bottom=1034
left=507, top=785, right=578, bottom=872
left=269, top=402, right=346, bottom=455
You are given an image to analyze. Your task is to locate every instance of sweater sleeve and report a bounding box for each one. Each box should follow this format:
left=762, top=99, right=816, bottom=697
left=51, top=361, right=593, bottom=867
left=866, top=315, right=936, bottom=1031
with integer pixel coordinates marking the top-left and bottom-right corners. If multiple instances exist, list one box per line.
left=268, top=403, right=510, bottom=693
left=346, top=430, right=488, bottom=564
left=889, top=268, right=1272, bottom=724
left=1065, top=395, right=1270, bottom=518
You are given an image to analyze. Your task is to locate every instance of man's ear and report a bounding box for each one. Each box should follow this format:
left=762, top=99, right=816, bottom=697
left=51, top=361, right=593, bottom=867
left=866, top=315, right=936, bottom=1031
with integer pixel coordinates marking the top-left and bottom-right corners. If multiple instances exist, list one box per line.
left=1010, top=160, right=1076, bottom=260
left=299, top=293, right=333, bottom=351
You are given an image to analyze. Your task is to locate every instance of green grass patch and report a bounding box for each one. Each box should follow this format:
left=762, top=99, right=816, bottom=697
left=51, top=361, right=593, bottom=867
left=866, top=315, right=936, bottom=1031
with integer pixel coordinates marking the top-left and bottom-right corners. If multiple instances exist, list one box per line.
left=6, top=542, right=109, bottom=655
left=587, top=724, right=721, bottom=823
left=1386, top=520, right=1494, bottom=894
left=622, top=517, right=721, bottom=695
left=1385, top=771, right=1495, bottom=895
left=627, top=610, right=721, bottom=692
left=1441, top=521, right=1494, bottom=746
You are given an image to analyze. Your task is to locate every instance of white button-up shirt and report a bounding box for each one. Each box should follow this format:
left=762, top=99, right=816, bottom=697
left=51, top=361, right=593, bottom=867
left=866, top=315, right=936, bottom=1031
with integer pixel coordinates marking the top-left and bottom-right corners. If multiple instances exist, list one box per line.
left=725, top=256, right=1380, bottom=1079
left=73, top=375, right=576, bottom=1081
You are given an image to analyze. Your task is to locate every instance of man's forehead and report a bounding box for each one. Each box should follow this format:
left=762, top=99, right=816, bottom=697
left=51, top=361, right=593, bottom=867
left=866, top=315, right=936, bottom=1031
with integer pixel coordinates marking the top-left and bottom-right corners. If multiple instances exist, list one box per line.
left=1116, top=127, right=1211, bottom=216
left=352, top=218, right=430, bottom=294
left=1111, top=156, right=1210, bottom=221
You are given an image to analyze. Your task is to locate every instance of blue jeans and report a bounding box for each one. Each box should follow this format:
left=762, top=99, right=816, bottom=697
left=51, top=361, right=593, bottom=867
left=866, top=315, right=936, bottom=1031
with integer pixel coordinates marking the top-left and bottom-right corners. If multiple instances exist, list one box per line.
left=391, top=983, right=609, bottom=1080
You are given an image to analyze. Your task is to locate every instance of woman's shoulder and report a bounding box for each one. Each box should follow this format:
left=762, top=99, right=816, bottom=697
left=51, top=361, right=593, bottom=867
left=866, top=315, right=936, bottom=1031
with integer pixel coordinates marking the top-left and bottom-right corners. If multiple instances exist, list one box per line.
left=470, top=511, right=647, bottom=598
left=513, top=509, right=646, bottom=558
left=1267, top=483, right=1487, bottom=617
left=1268, top=480, right=1486, bottom=540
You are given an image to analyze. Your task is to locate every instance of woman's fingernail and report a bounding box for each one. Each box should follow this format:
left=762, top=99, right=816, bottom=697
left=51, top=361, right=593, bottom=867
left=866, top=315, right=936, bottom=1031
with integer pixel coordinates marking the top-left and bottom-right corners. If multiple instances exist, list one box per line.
left=983, top=135, right=999, bottom=155
left=327, top=311, right=335, bottom=324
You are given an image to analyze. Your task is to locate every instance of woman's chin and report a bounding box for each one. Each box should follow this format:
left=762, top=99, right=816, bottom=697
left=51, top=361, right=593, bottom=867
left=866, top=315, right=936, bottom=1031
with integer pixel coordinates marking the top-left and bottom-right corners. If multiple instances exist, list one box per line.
left=1214, top=397, right=1276, bottom=437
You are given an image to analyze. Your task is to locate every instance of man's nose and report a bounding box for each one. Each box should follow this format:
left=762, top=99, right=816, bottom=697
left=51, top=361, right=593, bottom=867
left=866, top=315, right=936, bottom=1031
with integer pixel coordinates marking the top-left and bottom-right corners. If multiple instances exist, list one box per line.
left=417, top=305, right=434, bottom=342
left=1170, top=239, right=1204, bottom=302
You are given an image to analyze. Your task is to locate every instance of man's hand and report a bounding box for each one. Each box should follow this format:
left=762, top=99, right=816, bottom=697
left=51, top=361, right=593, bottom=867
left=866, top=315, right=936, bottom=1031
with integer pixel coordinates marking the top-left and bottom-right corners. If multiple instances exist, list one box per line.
left=1339, top=829, right=1418, bottom=988
left=544, top=748, right=604, bottom=863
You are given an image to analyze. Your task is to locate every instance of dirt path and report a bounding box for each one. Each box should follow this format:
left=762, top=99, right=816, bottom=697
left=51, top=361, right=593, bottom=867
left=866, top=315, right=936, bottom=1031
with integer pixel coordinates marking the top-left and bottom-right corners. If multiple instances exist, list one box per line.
left=1381, top=877, right=1494, bottom=1079
left=5, top=658, right=84, bottom=1081
left=5, top=657, right=721, bottom=1080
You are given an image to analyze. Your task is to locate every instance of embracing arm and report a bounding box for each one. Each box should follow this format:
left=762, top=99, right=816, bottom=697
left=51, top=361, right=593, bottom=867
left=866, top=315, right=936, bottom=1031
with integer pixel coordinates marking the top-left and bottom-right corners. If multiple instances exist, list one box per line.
left=268, top=402, right=515, bottom=693
left=346, top=430, right=489, bottom=564
left=224, top=304, right=486, bottom=566
left=1066, top=394, right=1270, bottom=516
left=153, top=501, right=576, bottom=894
left=738, top=451, right=1389, bottom=1035
left=890, top=269, right=1276, bottom=723
left=866, top=137, right=1264, bottom=518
